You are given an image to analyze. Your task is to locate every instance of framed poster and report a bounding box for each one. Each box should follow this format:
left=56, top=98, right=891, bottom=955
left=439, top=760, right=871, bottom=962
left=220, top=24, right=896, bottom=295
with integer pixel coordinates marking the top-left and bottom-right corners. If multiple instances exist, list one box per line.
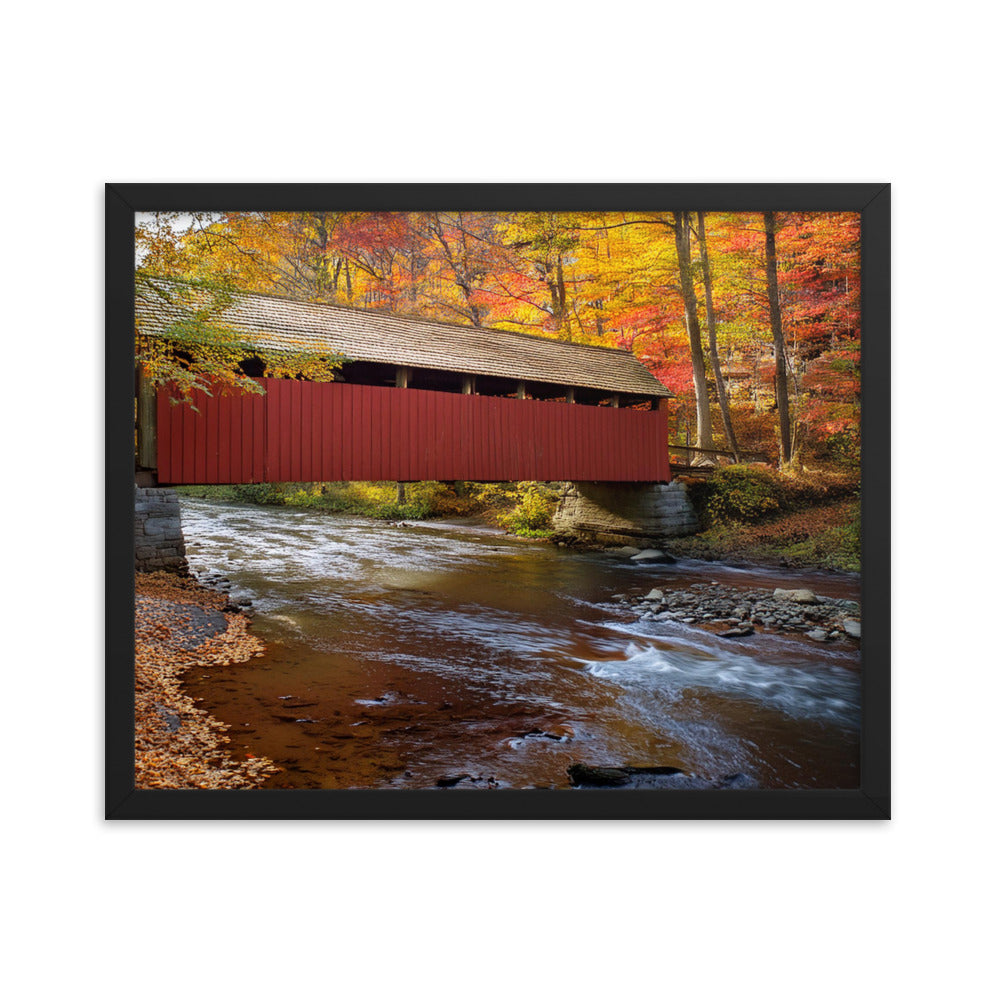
left=106, top=183, right=889, bottom=819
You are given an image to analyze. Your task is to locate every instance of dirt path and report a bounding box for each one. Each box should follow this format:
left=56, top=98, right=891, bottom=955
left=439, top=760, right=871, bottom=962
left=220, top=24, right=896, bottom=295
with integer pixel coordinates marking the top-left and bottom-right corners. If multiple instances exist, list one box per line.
left=134, top=571, right=280, bottom=789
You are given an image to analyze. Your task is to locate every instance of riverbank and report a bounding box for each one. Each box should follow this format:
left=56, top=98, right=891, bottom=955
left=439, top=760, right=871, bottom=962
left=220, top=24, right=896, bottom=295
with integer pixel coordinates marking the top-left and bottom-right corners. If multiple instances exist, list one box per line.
left=175, top=481, right=558, bottom=537
left=664, top=497, right=860, bottom=572
left=134, top=571, right=280, bottom=789
left=177, top=473, right=859, bottom=572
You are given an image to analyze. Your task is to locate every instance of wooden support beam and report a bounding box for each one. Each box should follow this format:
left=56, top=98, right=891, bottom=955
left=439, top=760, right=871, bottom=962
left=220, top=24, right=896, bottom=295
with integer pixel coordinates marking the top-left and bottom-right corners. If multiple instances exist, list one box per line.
left=610, top=393, right=620, bottom=408
left=516, top=381, right=526, bottom=399
left=137, top=369, right=157, bottom=470
left=461, top=374, right=476, bottom=395
left=395, top=366, right=412, bottom=388
left=566, top=387, right=576, bottom=404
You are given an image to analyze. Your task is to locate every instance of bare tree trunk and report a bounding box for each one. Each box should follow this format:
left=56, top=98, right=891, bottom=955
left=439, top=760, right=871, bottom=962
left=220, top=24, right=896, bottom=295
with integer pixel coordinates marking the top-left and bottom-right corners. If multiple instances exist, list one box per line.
left=764, top=211, right=792, bottom=466
left=696, top=212, right=740, bottom=462
left=672, top=211, right=713, bottom=453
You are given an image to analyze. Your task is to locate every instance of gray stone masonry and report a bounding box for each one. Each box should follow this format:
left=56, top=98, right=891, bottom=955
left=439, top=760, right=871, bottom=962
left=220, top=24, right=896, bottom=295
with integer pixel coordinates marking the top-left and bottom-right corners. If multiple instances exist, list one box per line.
left=552, top=481, right=699, bottom=545
left=135, top=486, right=189, bottom=574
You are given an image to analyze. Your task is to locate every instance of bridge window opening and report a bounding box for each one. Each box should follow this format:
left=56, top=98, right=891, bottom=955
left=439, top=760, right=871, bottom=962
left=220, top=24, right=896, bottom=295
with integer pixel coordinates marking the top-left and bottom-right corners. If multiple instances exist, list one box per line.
left=228, top=357, right=666, bottom=414
left=403, top=369, right=469, bottom=394
left=474, top=374, right=522, bottom=398
left=523, top=381, right=569, bottom=402
left=621, top=396, right=655, bottom=411
left=339, top=360, right=398, bottom=387
left=238, top=356, right=266, bottom=378
left=574, top=387, right=620, bottom=407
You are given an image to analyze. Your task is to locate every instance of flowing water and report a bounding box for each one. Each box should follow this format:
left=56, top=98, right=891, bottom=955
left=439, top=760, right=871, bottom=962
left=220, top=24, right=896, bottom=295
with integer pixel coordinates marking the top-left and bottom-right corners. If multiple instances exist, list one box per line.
left=179, top=498, right=861, bottom=790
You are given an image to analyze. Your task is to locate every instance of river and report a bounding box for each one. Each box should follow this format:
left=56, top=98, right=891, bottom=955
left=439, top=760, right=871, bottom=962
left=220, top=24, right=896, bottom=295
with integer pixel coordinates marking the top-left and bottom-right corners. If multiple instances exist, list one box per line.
left=179, top=497, right=861, bottom=790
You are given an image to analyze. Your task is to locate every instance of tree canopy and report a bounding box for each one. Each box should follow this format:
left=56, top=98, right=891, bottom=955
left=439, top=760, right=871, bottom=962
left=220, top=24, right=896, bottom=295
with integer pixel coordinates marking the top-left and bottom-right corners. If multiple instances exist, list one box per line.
left=135, top=209, right=860, bottom=467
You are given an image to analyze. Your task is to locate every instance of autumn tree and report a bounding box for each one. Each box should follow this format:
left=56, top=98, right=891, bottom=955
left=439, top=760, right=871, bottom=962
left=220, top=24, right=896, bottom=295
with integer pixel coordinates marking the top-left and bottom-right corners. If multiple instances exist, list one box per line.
left=764, top=211, right=794, bottom=465
left=671, top=211, right=713, bottom=453
left=696, top=211, right=740, bottom=460
left=135, top=213, right=343, bottom=407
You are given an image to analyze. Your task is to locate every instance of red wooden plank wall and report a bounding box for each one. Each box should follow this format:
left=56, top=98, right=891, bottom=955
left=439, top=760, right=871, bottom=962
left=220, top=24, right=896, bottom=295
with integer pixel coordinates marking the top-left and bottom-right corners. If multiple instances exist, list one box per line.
left=157, top=379, right=671, bottom=484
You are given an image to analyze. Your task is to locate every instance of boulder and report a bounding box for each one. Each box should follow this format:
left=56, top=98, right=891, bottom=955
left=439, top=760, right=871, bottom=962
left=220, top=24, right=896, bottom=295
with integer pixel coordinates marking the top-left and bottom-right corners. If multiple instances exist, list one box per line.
left=435, top=774, right=471, bottom=788
left=567, top=763, right=684, bottom=787
left=631, top=549, right=675, bottom=564
left=842, top=618, right=862, bottom=639
left=773, top=587, right=818, bottom=604
left=719, top=625, right=755, bottom=638
left=567, top=764, right=631, bottom=787
left=806, top=628, right=830, bottom=641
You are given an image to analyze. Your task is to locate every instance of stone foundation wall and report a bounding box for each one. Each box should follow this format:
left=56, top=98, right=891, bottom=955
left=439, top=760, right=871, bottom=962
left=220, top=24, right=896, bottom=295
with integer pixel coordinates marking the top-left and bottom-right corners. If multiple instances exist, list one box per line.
left=552, top=481, right=699, bottom=546
left=135, top=487, right=189, bottom=574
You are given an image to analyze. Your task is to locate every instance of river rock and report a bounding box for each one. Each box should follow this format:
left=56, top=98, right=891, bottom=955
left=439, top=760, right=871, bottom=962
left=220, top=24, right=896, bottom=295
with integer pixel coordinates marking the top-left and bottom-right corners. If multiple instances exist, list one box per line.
left=644, top=588, right=665, bottom=601
left=630, top=549, right=675, bottom=564
left=567, top=763, right=684, bottom=787
left=435, top=773, right=472, bottom=788
left=612, top=546, right=642, bottom=556
left=719, top=625, right=755, bottom=638
left=774, top=587, right=818, bottom=604
left=567, top=764, right=631, bottom=787
left=842, top=618, right=862, bottom=638
left=717, top=773, right=756, bottom=789
left=806, top=628, right=830, bottom=641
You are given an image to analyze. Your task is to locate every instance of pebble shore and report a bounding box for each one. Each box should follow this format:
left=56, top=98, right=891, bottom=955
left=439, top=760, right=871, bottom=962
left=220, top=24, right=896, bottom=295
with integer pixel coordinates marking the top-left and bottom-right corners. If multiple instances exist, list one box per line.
left=614, top=580, right=861, bottom=642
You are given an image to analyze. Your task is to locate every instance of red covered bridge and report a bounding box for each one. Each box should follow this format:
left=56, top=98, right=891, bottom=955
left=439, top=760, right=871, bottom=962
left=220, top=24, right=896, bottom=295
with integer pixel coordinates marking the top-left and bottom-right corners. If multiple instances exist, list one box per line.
left=136, top=284, right=674, bottom=485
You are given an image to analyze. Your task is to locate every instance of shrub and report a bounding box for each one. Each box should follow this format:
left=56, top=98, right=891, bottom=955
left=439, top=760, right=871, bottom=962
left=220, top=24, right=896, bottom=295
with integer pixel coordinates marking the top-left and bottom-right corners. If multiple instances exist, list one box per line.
left=231, top=483, right=283, bottom=504
left=702, top=465, right=786, bottom=526
left=812, top=428, right=861, bottom=469
left=497, top=483, right=557, bottom=536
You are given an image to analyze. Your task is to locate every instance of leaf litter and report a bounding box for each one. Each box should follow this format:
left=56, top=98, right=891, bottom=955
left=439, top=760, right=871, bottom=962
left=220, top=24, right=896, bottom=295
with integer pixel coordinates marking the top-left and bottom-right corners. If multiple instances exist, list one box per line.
left=134, top=571, right=280, bottom=789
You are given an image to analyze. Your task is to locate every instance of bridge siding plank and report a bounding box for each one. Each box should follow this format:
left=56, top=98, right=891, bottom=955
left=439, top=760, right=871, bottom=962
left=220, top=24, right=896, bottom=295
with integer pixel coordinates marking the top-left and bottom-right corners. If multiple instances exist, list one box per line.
left=156, top=379, right=671, bottom=484
left=217, top=390, right=228, bottom=483
left=209, top=389, right=222, bottom=483
left=323, top=382, right=334, bottom=480
left=252, top=390, right=264, bottom=482
left=283, top=380, right=294, bottom=482
left=336, top=382, right=348, bottom=480
left=230, top=391, right=241, bottom=484
left=362, top=385, right=374, bottom=482
left=299, top=382, right=310, bottom=482
left=184, top=398, right=197, bottom=484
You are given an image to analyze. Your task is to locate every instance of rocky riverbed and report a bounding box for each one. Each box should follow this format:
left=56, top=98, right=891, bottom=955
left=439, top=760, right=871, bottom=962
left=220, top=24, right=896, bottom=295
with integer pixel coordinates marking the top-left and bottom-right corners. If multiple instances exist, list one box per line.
left=614, top=578, right=861, bottom=643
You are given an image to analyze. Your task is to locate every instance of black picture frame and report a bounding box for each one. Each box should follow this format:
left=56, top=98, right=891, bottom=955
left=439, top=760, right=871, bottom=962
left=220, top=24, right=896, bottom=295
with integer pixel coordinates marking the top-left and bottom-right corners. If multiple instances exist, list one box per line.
left=107, top=182, right=890, bottom=820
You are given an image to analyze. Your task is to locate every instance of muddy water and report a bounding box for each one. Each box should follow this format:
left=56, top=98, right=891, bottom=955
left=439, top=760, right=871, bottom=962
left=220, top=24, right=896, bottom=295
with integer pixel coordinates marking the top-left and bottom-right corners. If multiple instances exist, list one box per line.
left=179, top=498, right=861, bottom=790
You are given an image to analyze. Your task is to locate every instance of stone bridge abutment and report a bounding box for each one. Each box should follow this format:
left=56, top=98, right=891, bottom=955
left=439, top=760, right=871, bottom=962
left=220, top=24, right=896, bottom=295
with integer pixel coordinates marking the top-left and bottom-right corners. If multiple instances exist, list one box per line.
left=135, top=486, right=189, bottom=574
left=552, top=481, right=699, bottom=547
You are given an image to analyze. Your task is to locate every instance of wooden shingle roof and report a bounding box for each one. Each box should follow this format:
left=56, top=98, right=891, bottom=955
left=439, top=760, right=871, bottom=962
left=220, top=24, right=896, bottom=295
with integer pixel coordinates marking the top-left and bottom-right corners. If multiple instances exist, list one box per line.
left=137, top=280, right=673, bottom=398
